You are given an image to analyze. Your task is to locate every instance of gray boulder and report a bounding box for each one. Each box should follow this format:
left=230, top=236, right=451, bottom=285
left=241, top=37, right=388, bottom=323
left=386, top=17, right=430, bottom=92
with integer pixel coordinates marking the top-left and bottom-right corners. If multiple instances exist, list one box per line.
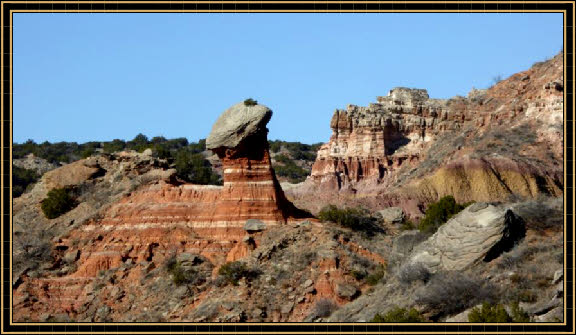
left=408, top=203, right=524, bottom=273
left=377, top=207, right=405, bottom=224
left=336, top=283, right=358, bottom=300
left=206, top=102, right=272, bottom=150
left=244, top=219, right=267, bottom=232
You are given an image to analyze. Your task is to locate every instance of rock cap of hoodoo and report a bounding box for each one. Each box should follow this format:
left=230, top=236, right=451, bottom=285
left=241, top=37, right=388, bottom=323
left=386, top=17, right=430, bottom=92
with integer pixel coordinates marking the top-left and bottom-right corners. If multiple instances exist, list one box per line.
left=206, top=101, right=272, bottom=150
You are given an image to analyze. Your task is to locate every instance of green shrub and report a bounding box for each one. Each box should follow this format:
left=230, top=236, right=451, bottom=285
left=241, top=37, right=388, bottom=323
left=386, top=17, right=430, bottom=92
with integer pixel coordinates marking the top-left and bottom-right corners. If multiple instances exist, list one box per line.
left=174, top=150, right=221, bottom=185
left=103, top=139, right=126, bottom=154
left=41, top=188, right=78, bottom=219
left=418, top=196, right=472, bottom=234
left=510, top=301, right=530, bottom=322
left=13, top=165, right=39, bottom=198
left=365, top=264, right=386, bottom=286
left=269, top=141, right=282, bottom=153
left=400, top=219, right=417, bottom=231
left=318, top=205, right=374, bottom=230
left=468, top=302, right=511, bottom=323
left=127, top=133, right=150, bottom=152
left=166, top=259, right=203, bottom=286
left=273, top=162, right=309, bottom=183
left=243, top=98, right=258, bottom=106
left=218, top=261, right=260, bottom=286
left=371, top=307, right=425, bottom=322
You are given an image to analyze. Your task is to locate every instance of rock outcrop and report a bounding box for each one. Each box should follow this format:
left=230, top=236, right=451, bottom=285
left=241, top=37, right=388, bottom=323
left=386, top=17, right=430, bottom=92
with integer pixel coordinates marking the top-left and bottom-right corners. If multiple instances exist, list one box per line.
left=407, top=203, right=525, bottom=273
left=290, top=53, right=563, bottom=216
left=13, top=153, right=60, bottom=175
left=13, top=101, right=310, bottom=322
left=309, top=87, right=458, bottom=191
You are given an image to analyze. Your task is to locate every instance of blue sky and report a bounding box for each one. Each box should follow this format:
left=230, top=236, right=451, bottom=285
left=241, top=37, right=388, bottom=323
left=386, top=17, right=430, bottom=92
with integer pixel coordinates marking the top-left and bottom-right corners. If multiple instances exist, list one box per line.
left=14, top=13, right=563, bottom=144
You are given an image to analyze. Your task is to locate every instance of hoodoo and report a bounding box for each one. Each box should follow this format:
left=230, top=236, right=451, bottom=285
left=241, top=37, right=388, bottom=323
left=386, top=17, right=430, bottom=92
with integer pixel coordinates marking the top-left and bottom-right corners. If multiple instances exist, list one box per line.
left=206, top=101, right=309, bottom=225
left=13, top=101, right=310, bottom=321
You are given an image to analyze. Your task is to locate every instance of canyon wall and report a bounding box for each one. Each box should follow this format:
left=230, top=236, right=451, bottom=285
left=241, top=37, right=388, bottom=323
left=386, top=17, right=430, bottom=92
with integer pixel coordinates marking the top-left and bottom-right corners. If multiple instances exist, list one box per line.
left=294, top=53, right=564, bottom=214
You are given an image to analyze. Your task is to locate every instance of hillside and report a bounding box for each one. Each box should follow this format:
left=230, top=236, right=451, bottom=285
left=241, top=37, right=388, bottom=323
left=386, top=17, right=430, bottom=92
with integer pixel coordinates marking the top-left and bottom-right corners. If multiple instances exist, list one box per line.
left=12, top=54, right=564, bottom=323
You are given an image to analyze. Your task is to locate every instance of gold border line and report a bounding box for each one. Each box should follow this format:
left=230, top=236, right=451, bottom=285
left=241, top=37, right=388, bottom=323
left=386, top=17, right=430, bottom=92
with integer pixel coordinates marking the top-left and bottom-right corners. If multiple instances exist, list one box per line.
left=9, top=6, right=13, bottom=327
left=8, top=10, right=568, bottom=13
left=2, top=2, right=573, bottom=334
left=1, top=0, right=4, bottom=331
left=563, top=0, right=576, bottom=330
left=2, top=1, right=576, bottom=3
left=2, top=0, right=576, bottom=4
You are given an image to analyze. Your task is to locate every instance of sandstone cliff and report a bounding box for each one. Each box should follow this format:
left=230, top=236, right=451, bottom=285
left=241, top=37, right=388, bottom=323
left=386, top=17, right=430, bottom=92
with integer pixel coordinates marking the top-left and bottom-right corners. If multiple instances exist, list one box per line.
left=291, top=53, right=563, bottom=215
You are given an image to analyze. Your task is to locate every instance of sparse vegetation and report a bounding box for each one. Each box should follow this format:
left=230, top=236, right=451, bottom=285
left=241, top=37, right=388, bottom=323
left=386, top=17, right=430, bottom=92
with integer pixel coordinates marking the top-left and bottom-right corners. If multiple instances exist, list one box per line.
left=417, top=196, right=472, bottom=234
left=165, top=258, right=205, bottom=286
left=41, top=188, right=78, bottom=219
left=273, top=160, right=309, bottom=183
left=371, top=307, right=425, bottom=323
left=174, top=149, right=221, bottom=185
left=243, top=98, right=258, bottom=106
left=491, top=75, right=503, bottom=86
left=400, top=219, right=417, bottom=231
left=468, top=302, right=530, bottom=323
left=468, top=302, right=511, bottom=322
left=217, top=261, right=260, bottom=286
left=397, top=262, right=431, bottom=284
left=313, top=298, right=338, bottom=318
left=318, top=205, right=383, bottom=236
left=365, top=264, right=386, bottom=286
left=513, top=198, right=563, bottom=232
left=270, top=143, right=321, bottom=183
left=416, top=272, right=497, bottom=318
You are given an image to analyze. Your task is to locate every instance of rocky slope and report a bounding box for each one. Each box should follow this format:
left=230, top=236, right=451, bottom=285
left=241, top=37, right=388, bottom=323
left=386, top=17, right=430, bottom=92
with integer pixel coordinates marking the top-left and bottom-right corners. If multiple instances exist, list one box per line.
left=13, top=153, right=60, bottom=175
left=290, top=53, right=563, bottom=216
left=13, top=101, right=317, bottom=322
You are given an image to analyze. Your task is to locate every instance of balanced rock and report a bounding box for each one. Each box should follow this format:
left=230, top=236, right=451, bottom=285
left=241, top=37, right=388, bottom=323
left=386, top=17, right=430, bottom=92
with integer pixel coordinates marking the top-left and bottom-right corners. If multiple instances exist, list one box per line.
left=206, top=102, right=272, bottom=150
left=408, top=203, right=525, bottom=273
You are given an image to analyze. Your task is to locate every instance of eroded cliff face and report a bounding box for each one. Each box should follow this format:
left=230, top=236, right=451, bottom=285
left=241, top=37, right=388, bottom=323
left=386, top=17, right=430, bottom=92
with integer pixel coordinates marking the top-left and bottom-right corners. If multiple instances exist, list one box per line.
left=13, top=102, right=311, bottom=322
left=310, top=87, right=461, bottom=191
left=295, top=53, right=564, bottom=214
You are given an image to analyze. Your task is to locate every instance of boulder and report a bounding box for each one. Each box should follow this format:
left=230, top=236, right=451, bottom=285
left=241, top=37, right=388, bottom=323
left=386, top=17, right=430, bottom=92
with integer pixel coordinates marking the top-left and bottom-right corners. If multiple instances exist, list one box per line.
left=244, top=219, right=267, bottom=232
left=43, top=160, right=101, bottom=190
left=377, top=207, right=405, bottom=224
left=408, top=203, right=525, bottom=273
left=206, top=102, right=272, bottom=150
left=335, top=283, right=358, bottom=300
left=302, top=279, right=314, bottom=288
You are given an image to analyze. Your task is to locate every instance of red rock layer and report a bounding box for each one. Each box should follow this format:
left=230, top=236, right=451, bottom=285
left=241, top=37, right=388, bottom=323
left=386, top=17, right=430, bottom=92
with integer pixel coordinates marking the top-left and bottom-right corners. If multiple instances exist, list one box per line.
left=303, top=54, right=564, bottom=209
left=14, top=132, right=310, bottom=321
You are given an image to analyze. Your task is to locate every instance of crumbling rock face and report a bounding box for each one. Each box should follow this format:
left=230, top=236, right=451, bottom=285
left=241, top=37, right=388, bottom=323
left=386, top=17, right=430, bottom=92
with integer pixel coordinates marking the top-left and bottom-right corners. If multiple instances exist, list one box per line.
left=408, top=203, right=525, bottom=273
left=291, top=53, right=563, bottom=216
left=309, top=87, right=459, bottom=191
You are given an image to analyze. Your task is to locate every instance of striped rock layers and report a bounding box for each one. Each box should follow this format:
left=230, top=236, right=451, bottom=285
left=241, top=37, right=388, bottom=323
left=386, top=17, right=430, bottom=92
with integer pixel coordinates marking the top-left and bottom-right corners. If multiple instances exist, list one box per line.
left=309, top=87, right=459, bottom=190
left=13, top=102, right=309, bottom=320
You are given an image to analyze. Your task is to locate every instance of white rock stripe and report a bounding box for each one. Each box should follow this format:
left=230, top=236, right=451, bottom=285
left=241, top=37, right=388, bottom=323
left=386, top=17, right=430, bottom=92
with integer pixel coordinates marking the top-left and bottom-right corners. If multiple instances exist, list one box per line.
left=224, top=168, right=271, bottom=174
left=223, top=180, right=274, bottom=186
left=81, top=220, right=282, bottom=231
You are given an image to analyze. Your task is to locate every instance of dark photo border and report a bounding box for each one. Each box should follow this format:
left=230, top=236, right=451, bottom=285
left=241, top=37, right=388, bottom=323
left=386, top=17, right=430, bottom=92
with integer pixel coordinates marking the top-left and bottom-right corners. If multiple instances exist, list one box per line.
left=1, top=1, right=573, bottom=334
